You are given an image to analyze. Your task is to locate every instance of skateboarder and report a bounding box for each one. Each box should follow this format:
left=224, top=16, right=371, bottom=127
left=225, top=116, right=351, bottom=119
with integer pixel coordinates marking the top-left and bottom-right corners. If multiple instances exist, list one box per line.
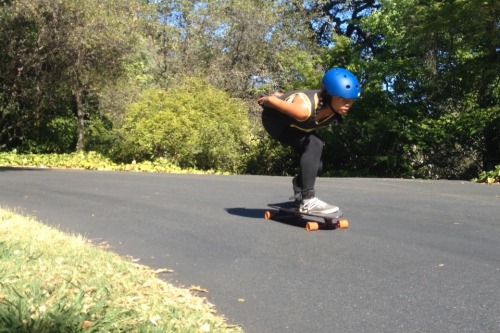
left=258, top=68, right=361, bottom=214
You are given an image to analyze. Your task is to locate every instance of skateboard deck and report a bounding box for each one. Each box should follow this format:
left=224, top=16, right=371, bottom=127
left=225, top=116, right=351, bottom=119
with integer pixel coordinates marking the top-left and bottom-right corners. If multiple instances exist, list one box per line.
left=265, top=201, right=349, bottom=231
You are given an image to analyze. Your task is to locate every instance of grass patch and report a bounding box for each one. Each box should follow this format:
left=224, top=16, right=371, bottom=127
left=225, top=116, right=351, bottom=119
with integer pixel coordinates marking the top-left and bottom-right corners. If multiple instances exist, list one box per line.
left=0, top=208, right=242, bottom=332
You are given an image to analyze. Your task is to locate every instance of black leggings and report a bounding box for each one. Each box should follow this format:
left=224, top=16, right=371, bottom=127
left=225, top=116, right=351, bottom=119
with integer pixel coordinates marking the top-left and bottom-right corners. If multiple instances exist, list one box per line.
left=262, top=109, right=324, bottom=198
left=295, top=134, right=324, bottom=198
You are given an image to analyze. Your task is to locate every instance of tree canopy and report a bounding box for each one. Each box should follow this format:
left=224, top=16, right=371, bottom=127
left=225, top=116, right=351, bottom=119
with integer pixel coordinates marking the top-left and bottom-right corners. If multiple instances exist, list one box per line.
left=0, top=0, right=498, bottom=177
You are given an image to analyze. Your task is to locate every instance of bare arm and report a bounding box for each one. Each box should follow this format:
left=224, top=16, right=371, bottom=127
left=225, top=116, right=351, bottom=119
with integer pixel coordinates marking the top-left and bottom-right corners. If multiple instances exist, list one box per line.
left=257, top=94, right=310, bottom=121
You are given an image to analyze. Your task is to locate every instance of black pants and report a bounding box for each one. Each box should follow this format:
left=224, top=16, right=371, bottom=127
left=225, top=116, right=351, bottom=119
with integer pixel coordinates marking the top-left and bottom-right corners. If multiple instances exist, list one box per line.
left=262, top=109, right=323, bottom=199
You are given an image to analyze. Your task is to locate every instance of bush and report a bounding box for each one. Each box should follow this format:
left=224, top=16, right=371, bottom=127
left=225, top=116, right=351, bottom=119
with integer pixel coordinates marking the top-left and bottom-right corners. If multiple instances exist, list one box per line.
left=473, top=165, right=500, bottom=184
left=244, top=132, right=296, bottom=175
left=117, top=78, right=251, bottom=173
left=411, top=106, right=499, bottom=180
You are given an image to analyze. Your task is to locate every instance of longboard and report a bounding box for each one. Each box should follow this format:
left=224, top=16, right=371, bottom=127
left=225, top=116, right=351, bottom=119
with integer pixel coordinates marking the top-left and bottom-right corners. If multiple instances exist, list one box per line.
left=265, top=201, right=349, bottom=231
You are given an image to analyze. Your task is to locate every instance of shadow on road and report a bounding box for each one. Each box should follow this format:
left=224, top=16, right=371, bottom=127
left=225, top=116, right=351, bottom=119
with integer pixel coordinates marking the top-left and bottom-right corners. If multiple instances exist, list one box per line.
left=225, top=207, right=267, bottom=219
left=225, top=207, right=307, bottom=229
left=0, top=167, right=49, bottom=172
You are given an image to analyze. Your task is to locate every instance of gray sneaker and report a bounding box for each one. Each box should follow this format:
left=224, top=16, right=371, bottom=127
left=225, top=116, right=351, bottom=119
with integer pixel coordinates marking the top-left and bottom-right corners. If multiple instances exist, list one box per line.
left=300, top=197, right=339, bottom=214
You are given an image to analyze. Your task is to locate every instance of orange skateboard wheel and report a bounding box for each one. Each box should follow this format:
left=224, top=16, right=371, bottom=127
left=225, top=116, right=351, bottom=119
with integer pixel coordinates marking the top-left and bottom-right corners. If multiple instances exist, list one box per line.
left=338, top=219, right=349, bottom=229
left=306, top=222, right=319, bottom=231
left=264, top=211, right=275, bottom=220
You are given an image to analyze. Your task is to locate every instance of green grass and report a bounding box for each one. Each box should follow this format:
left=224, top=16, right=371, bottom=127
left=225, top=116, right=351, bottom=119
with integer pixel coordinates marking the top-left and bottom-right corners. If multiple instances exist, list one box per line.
left=0, top=208, right=242, bottom=332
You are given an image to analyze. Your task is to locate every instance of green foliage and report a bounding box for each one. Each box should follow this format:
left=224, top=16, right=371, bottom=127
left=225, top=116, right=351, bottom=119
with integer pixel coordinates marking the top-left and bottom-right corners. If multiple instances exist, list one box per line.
left=118, top=77, right=251, bottom=173
left=46, top=116, right=77, bottom=152
left=0, top=91, right=23, bottom=150
left=0, top=151, right=223, bottom=174
left=244, top=133, right=297, bottom=176
left=473, top=165, right=500, bottom=184
left=1, top=0, right=498, bottom=179
left=84, top=114, right=118, bottom=155
left=0, top=1, right=77, bottom=153
left=327, top=0, right=500, bottom=179
left=0, top=151, right=114, bottom=170
left=274, top=46, right=323, bottom=92
left=364, top=0, right=499, bottom=109
left=0, top=0, right=142, bottom=152
left=322, top=35, right=358, bottom=69
left=411, top=106, right=500, bottom=179
left=322, top=97, right=416, bottom=178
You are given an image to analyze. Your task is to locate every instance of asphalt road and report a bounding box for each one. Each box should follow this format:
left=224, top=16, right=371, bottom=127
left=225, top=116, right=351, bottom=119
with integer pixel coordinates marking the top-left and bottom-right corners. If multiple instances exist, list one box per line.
left=1, top=168, right=499, bottom=332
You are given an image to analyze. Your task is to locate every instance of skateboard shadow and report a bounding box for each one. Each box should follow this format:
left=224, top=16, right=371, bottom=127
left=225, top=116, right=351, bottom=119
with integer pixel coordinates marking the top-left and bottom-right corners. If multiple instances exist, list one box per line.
left=266, top=216, right=308, bottom=229
left=225, top=207, right=267, bottom=219
left=225, top=207, right=307, bottom=229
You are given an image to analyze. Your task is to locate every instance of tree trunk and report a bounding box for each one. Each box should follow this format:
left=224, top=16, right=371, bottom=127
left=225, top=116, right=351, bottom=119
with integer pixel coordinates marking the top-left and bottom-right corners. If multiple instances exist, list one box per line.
left=75, top=84, right=85, bottom=151
left=74, top=49, right=85, bottom=152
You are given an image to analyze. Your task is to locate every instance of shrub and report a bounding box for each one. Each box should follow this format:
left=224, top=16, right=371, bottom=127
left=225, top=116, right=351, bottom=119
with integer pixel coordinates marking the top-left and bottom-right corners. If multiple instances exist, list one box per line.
left=118, top=78, right=251, bottom=173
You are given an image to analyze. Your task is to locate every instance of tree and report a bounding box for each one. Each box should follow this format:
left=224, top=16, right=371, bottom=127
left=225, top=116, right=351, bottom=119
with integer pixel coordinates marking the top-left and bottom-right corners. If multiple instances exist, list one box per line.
left=355, top=0, right=500, bottom=178
left=53, top=0, right=142, bottom=151
left=301, top=0, right=381, bottom=57
left=0, top=0, right=142, bottom=152
left=0, top=1, right=68, bottom=151
left=146, top=0, right=323, bottom=97
left=306, top=0, right=499, bottom=178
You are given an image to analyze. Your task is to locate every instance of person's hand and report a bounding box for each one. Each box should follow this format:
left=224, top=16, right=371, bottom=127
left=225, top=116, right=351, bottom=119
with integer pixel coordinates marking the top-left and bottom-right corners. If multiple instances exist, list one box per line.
left=257, top=95, right=269, bottom=106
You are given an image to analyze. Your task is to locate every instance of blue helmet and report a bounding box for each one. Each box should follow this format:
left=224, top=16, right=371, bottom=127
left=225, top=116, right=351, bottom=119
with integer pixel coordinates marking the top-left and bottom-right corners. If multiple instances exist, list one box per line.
left=322, top=68, right=361, bottom=99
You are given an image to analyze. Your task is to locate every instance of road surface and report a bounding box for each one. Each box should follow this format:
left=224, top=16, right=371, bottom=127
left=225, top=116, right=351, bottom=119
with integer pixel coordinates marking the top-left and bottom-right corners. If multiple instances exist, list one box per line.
left=1, top=168, right=499, bottom=332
